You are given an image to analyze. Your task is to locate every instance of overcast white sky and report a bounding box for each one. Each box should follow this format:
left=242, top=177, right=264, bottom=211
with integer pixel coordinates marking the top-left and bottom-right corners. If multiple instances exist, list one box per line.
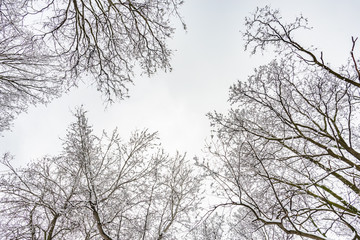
left=1, top=0, right=360, bottom=167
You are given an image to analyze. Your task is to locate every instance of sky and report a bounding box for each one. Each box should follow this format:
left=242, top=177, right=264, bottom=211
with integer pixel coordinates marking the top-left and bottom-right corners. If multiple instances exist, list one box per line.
left=1, top=0, right=360, bottom=167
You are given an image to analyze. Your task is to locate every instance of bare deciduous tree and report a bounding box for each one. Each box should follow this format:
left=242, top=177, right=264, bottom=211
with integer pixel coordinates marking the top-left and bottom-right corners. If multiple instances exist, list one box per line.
left=204, top=6, right=360, bottom=240
left=0, top=0, right=63, bottom=132
left=0, top=0, right=184, bottom=132
left=0, top=153, right=81, bottom=239
left=0, top=108, right=202, bottom=239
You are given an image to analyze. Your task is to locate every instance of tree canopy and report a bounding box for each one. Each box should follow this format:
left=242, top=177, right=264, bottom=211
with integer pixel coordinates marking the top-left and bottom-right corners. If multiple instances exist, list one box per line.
left=0, top=0, right=184, bottom=132
left=0, top=108, right=202, bottom=239
left=204, top=6, right=360, bottom=240
left=2, top=3, right=360, bottom=240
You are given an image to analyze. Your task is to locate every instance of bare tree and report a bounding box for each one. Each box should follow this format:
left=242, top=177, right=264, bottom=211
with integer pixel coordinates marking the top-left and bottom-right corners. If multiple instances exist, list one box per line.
left=204, top=6, right=360, bottom=240
left=0, top=153, right=82, bottom=240
left=0, top=108, right=202, bottom=239
left=0, top=0, right=185, bottom=132
left=0, top=0, right=64, bottom=132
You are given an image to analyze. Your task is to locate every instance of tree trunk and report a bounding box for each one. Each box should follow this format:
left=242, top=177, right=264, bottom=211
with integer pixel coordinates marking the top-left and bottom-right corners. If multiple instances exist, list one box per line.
left=90, top=202, right=112, bottom=240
